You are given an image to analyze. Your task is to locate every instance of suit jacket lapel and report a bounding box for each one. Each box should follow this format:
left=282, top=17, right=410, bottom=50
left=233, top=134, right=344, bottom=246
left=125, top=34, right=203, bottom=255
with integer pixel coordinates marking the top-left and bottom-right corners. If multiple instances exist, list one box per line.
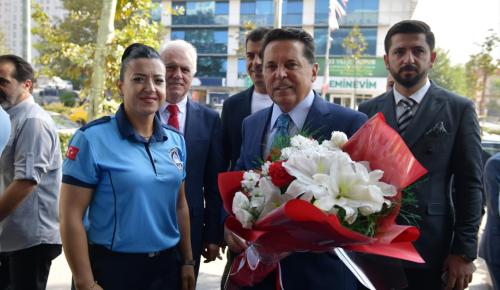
left=242, top=86, right=253, bottom=117
left=304, top=93, right=329, bottom=137
left=252, top=107, right=272, bottom=160
left=403, top=85, right=445, bottom=147
left=378, top=91, right=398, bottom=131
left=184, top=99, right=199, bottom=141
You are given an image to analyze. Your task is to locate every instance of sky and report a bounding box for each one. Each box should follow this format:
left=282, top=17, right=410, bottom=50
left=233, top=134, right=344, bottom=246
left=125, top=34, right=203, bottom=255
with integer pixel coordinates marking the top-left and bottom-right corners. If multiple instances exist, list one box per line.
left=412, top=0, right=500, bottom=65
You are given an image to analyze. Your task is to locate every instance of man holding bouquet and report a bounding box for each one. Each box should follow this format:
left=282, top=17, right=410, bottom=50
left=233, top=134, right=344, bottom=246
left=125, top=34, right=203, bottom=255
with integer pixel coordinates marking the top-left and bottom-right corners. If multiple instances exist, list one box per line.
left=359, top=20, right=483, bottom=290
left=226, top=28, right=367, bottom=290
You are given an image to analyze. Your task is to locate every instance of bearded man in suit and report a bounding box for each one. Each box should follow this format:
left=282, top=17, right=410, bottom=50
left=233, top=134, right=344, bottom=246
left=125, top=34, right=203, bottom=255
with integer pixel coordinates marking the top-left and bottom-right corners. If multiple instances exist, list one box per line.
left=358, top=20, right=483, bottom=290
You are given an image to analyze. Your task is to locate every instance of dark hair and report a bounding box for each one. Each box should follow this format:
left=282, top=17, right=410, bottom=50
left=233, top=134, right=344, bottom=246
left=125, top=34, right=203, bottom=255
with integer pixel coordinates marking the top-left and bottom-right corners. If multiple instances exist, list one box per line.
left=120, top=43, right=161, bottom=80
left=245, top=27, right=271, bottom=46
left=0, top=54, right=35, bottom=83
left=384, top=20, right=435, bottom=54
left=260, top=28, right=316, bottom=64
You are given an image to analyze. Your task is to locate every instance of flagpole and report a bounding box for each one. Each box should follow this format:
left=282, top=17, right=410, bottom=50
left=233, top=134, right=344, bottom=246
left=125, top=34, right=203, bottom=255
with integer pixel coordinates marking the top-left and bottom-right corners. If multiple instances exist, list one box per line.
left=322, top=24, right=332, bottom=98
left=274, top=0, right=283, bottom=28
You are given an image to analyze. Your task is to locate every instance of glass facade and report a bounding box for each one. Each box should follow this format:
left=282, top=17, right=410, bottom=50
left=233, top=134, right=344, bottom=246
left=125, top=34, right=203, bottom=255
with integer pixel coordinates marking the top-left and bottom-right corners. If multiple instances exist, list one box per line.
left=240, top=0, right=274, bottom=26
left=282, top=0, right=303, bottom=26
left=315, top=0, right=379, bottom=26
left=171, top=28, right=228, bottom=54
left=314, top=27, right=377, bottom=56
left=172, top=1, right=229, bottom=25
left=197, top=56, right=227, bottom=78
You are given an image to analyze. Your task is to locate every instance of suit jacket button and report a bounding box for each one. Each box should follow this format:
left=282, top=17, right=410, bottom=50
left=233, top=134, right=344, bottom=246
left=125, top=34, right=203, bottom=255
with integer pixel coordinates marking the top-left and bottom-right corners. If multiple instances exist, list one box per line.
left=426, top=147, right=433, bottom=154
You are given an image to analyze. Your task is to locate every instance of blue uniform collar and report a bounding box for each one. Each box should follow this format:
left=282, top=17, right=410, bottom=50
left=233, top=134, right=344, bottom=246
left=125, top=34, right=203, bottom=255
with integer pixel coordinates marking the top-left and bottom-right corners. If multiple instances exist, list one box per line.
left=115, top=104, right=168, bottom=143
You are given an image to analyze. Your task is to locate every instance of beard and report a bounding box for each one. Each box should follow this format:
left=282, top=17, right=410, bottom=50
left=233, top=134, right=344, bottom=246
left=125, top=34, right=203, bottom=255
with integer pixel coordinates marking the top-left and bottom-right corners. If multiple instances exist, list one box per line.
left=390, top=65, right=426, bottom=89
left=0, top=90, right=16, bottom=110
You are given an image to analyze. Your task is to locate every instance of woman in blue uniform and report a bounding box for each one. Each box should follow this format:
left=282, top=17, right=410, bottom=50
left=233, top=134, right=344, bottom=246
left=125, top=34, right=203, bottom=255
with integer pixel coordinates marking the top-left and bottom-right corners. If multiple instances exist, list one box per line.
left=59, top=43, right=195, bottom=290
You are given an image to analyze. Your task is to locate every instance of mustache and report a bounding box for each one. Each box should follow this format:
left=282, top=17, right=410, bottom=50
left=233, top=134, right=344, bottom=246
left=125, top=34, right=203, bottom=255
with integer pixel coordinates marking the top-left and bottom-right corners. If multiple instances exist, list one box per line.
left=399, top=65, right=418, bottom=73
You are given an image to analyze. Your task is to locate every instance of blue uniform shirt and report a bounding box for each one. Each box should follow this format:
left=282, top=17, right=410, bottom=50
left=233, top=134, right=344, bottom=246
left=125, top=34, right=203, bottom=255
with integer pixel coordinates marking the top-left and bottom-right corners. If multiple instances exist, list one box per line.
left=0, top=106, right=10, bottom=154
left=62, top=104, right=186, bottom=253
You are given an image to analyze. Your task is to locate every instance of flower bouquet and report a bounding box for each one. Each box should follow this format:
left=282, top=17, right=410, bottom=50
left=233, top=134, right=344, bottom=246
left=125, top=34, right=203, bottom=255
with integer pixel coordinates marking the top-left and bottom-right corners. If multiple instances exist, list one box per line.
left=219, top=113, right=428, bottom=288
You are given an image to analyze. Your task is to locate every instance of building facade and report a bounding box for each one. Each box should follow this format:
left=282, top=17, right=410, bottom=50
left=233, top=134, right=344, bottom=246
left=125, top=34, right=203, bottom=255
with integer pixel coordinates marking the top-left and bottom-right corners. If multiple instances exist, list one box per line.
left=155, top=0, right=418, bottom=109
left=0, top=0, right=66, bottom=62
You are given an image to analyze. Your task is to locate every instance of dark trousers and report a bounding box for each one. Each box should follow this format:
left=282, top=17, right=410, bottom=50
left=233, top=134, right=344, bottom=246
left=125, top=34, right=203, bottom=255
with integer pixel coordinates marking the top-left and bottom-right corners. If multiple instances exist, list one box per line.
left=221, top=250, right=237, bottom=290
left=402, top=268, right=443, bottom=290
left=88, top=245, right=181, bottom=290
left=485, top=262, right=500, bottom=290
left=0, top=243, right=62, bottom=290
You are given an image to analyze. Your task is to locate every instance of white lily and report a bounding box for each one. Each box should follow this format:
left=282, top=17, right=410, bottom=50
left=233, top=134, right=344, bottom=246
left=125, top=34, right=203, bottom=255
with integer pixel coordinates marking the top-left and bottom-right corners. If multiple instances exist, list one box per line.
left=232, top=191, right=255, bottom=228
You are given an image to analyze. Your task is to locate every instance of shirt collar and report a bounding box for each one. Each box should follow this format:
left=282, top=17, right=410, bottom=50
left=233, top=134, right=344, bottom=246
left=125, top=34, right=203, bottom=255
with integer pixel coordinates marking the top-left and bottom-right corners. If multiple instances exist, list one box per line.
left=160, top=94, right=188, bottom=115
left=5, top=95, right=35, bottom=115
left=270, top=90, right=315, bottom=130
left=115, top=104, right=167, bottom=143
left=393, top=78, right=431, bottom=105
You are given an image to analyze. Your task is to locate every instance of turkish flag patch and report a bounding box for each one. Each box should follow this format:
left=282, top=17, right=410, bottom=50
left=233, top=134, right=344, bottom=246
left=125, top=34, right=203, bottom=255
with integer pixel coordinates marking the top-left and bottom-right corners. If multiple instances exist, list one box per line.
left=66, top=146, right=80, bottom=160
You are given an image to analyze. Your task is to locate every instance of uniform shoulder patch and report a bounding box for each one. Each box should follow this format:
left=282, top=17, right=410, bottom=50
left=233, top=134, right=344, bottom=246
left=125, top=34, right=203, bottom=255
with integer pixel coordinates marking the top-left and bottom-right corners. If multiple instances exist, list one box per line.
left=80, top=116, right=112, bottom=131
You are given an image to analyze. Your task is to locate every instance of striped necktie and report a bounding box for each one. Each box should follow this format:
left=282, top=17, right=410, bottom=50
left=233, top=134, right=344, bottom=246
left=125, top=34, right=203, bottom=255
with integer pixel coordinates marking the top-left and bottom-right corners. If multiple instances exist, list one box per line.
left=398, top=98, right=416, bottom=134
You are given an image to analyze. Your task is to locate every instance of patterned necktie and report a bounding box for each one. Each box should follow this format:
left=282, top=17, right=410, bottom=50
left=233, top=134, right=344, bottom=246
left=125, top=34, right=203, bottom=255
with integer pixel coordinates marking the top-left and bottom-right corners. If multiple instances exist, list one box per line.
left=167, top=104, right=179, bottom=130
left=271, top=114, right=291, bottom=150
left=398, top=98, right=416, bottom=134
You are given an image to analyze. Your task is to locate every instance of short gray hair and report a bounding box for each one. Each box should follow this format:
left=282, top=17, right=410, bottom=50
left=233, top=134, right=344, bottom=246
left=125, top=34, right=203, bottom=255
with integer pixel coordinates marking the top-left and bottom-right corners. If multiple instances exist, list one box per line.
left=160, top=39, right=197, bottom=76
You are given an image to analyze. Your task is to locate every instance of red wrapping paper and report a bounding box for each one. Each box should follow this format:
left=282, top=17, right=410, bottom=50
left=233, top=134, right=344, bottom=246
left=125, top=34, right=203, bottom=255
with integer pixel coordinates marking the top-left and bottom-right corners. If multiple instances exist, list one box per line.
left=219, top=113, right=427, bottom=287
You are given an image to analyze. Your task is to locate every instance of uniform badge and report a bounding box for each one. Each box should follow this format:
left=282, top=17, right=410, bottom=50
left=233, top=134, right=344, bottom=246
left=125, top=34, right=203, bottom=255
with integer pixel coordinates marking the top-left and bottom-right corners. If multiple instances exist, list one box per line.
left=66, top=146, right=79, bottom=160
left=169, top=148, right=183, bottom=171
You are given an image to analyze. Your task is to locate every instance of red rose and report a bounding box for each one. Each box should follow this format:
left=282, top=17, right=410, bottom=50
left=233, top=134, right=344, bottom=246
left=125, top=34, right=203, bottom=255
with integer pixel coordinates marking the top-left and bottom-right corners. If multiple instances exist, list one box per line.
left=268, top=161, right=295, bottom=188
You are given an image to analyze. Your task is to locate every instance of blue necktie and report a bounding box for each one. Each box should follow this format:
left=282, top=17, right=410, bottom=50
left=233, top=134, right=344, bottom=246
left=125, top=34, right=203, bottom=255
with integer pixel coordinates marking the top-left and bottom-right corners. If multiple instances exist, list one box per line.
left=271, top=114, right=291, bottom=150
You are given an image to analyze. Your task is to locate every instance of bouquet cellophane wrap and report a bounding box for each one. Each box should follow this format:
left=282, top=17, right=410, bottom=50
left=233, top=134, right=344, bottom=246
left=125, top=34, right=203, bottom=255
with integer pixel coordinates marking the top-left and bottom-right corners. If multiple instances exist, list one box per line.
left=219, top=113, right=427, bottom=287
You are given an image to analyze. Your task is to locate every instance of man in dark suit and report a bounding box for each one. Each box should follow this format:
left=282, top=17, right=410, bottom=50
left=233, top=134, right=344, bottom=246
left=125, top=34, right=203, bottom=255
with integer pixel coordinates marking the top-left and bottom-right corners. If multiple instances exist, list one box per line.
left=222, top=27, right=272, bottom=171
left=159, top=40, right=224, bottom=280
left=358, top=20, right=483, bottom=290
left=226, top=28, right=367, bottom=290
left=220, top=27, right=272, bottom=289
left=479, top=152, right=500, bottom=290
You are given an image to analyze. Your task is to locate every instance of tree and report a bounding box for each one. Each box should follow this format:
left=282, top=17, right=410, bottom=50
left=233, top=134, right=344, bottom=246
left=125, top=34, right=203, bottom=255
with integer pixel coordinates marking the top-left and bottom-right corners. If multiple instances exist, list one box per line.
left=342, top=26, right=367, bottom=98
left=0, top=31, right=10, bottom=55
left=429, top=48, right=467, bottom=96
left=465, top=30, right=500, bottom=118
left=89, top=0, right=117, bottom=119
left=32, top=0, right=165, bottom=119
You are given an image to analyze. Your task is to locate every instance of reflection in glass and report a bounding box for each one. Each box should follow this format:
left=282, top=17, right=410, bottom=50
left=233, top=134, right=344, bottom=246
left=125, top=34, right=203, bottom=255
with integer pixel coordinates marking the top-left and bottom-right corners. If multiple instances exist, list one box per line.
left=314, top=27, right=377, bottom=56
left=198, top=56, right=227, bottom=77
left=172, top=28, right=228, bottom=54
left=172, top=1, right=228, bottom=25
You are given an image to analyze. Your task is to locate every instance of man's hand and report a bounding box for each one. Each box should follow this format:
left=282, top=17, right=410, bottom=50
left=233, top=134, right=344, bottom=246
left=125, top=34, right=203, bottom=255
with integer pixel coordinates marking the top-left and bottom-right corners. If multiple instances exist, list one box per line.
left=181, top=265, right=195, bottom=290
left=224, top=225, right=247, bottom=253
left=202, top=243, right=222, bottom=263
left=442, top=254, right=476, bottom=290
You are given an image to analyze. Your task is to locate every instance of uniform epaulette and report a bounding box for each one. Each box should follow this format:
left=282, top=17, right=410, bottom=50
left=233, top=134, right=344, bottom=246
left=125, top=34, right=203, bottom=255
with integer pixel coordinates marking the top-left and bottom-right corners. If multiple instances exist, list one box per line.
left=80, top=116, right=112, bottom=131
left=161, top=123, right=182, bottom=135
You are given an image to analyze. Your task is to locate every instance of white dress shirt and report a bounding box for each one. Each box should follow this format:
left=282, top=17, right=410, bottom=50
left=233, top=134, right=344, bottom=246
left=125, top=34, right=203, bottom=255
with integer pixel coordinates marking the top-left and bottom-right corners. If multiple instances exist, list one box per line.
left=251, top=90, right=273, bottom=114
left=393, top=79, right=431, bottom=119
left=159, top=95, right=188, bottom=134
left=263, top=90, right=315, bottom=158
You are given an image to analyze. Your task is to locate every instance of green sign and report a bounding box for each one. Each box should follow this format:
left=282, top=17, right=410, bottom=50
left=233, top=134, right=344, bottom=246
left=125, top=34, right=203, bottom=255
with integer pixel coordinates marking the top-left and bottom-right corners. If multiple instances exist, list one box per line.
left=317, top=57, right=387, bottom=77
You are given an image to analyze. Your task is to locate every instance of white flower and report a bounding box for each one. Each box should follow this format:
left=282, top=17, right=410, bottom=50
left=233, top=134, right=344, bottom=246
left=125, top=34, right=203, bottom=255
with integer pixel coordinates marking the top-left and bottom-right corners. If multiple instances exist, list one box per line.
left=232, top=191, right=255, bottom=228
left=282, top=145, right=396, bottom=224
left=321, top=131, right=348, bottom=150
left=257, top=177, right=292, bottom=219
left=290, top=135, right=319, bottom=149
left=242, top=170, right=261, bottom=191
left=260, top=161, right=272, bottom=175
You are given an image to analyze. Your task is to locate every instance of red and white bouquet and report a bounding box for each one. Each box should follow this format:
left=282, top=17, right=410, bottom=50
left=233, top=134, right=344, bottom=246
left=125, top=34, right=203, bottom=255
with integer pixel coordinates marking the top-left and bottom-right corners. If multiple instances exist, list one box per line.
left=219, top=113, right=428, bottom=288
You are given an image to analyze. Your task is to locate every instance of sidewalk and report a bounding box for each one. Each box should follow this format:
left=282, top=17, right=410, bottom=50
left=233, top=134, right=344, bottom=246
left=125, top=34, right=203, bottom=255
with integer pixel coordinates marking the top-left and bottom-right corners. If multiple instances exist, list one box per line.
left=47, top=252, right=492, bottom=290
